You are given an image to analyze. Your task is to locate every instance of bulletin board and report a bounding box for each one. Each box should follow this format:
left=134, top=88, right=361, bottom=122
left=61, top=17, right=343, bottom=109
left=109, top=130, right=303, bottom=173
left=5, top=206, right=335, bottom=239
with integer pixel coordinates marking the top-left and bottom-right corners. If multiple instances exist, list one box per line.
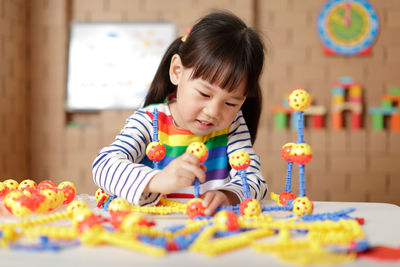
left=66, top=22, right=176, bottom=111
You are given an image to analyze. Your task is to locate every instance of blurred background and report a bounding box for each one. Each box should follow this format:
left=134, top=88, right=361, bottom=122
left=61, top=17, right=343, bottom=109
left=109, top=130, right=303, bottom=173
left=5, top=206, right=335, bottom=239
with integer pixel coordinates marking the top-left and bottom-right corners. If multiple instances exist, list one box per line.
left=0, top=0, right=399, bottom=204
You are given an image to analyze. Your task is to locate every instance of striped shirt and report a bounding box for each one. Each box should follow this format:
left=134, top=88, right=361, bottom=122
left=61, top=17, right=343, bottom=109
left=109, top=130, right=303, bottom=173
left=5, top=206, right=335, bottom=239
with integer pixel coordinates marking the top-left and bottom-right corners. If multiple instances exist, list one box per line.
left=92, top=102, right=267, bottom=206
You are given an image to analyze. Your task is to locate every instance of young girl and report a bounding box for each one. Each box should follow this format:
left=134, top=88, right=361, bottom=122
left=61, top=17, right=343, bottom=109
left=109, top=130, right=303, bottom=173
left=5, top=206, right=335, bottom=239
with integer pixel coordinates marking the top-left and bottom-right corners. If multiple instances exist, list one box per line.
left=92, top=11, right=267, bottom=216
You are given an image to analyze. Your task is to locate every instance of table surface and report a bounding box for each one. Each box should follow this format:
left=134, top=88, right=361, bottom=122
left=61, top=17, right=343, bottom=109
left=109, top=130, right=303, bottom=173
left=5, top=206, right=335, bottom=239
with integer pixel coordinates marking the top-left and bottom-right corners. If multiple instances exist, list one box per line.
left=1, top=198, right=400, bottom=267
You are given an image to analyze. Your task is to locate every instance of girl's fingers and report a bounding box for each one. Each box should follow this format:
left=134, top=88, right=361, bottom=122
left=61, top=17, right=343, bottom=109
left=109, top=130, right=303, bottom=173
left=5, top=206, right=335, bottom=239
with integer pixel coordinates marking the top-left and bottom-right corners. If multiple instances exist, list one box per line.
left=180, top=152, right=200, bottom=164
left=203, top=191, right=230, bottom=216
left=204, top=197, right=220, bottom=216
left=179, top=155, right=206, bottom=182
left=202, top=191, right=215, bottom=207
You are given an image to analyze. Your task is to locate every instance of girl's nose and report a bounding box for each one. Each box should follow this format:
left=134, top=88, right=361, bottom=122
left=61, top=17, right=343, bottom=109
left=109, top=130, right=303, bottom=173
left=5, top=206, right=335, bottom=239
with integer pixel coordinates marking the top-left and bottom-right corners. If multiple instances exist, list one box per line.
left=203, top=100, right=221, bottom=120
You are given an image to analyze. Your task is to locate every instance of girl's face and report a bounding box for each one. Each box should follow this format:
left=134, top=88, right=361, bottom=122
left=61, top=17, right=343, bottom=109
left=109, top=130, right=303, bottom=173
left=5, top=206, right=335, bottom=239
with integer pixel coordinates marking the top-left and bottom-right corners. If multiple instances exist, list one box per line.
left=169, top=55, right=246, bottom=136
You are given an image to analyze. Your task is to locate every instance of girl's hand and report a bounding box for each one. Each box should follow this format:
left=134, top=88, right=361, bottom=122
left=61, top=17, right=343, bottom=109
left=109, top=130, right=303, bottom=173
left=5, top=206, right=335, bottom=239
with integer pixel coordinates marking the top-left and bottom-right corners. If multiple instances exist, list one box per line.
left=144, top=152, right=206, bottom=194
left=201, top=190, right=240, bottom=216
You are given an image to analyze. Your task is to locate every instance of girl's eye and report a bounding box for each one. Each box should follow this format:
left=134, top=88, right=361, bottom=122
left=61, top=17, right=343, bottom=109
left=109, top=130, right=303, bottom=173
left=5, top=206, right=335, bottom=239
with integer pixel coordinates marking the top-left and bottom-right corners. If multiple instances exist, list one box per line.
left=225, top=102, right=237, bottom=107
left=199, top=92, right=210, bottom=98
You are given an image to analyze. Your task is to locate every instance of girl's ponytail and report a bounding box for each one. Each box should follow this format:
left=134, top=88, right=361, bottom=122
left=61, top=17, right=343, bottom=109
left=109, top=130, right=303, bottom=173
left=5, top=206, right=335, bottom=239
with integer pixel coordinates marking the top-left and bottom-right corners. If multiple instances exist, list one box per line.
left=143, top=37, right=182, bottom=106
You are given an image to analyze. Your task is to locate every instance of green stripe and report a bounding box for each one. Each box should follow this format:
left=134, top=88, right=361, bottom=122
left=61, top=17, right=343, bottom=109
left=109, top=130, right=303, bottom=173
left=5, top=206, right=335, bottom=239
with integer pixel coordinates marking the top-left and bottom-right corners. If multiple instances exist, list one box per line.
left=164, top=134, right=228, bottom=157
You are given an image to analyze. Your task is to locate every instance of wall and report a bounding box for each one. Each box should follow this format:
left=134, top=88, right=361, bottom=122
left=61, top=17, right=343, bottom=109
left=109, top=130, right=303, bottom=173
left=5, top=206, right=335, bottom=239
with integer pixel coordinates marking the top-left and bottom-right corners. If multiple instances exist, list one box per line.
left=0, top=0, right=399, bottom=204
left=256, top=0, right=400, bottom=204
left=0, top=0, right=28, bottom=179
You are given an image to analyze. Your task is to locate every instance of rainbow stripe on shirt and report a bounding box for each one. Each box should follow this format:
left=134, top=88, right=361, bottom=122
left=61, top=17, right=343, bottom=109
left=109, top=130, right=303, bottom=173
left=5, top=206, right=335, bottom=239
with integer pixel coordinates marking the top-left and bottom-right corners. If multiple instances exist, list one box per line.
left=140, top=104, right=230, bottom=184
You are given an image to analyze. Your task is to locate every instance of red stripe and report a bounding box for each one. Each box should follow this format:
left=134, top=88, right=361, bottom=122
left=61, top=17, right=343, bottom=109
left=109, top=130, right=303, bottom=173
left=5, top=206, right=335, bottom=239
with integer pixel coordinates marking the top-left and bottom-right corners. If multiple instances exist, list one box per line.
left=166, top=193, right=204, bottom=199
left=147, top=110, right=192, bottom=135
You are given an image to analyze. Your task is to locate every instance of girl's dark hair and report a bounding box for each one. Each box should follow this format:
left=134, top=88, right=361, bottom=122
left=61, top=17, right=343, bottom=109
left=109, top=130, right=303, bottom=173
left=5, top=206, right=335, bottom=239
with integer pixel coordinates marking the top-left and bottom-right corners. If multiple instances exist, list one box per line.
left=144, top=11, right=265, bottom=144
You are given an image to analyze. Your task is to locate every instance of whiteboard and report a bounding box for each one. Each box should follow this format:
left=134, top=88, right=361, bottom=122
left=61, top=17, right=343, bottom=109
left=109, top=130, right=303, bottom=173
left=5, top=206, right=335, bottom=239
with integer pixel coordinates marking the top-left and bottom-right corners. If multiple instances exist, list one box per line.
left=66, top=22, right=176, bottom=111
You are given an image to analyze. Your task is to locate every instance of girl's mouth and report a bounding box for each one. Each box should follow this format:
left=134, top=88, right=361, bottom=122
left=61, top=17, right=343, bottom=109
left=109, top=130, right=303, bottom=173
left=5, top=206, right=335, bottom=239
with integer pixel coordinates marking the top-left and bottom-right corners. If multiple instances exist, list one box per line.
left=196, top=119, right=214, bottom=128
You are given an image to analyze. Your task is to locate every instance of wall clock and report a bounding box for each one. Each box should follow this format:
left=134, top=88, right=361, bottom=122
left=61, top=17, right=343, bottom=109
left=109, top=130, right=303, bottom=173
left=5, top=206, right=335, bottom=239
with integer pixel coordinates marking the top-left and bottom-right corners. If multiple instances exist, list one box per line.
left=317, top=0, right=379, bottom=56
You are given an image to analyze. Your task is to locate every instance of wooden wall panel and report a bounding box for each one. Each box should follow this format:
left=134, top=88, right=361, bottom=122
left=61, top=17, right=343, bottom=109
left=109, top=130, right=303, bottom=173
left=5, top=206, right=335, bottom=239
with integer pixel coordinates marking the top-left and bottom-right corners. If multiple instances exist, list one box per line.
left=0, top=0, right=28, bottom=180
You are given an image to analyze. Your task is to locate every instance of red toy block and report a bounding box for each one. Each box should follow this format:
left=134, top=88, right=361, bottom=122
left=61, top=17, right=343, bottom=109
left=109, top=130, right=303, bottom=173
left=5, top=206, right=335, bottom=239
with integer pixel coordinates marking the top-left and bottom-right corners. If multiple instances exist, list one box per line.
left=390, top=114, right=400, bottom=131
left=332, top=112, right=342, bottom=130
left=312, top=114, right=324, bottom=129
left=351, top=113, right=362, bottom=130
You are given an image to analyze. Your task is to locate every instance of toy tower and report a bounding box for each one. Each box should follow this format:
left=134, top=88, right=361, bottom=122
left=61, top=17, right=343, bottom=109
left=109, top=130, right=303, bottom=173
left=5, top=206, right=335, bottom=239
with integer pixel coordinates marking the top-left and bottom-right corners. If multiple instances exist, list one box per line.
left=369, top=88, right=400, bottom=131
left=331, top=76, right=362, bottom=130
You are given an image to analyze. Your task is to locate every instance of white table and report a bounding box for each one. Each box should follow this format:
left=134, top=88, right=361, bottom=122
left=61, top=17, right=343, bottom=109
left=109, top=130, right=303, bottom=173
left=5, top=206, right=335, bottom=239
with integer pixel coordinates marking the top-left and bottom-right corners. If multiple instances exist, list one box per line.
left=1, top=199, right=400, bottom=267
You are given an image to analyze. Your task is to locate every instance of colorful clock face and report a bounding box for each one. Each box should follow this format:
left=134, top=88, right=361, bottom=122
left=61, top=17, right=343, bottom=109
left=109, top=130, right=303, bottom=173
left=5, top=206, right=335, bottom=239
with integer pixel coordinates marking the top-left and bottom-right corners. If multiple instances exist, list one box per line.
left=317, top=0, right=379, bottom=56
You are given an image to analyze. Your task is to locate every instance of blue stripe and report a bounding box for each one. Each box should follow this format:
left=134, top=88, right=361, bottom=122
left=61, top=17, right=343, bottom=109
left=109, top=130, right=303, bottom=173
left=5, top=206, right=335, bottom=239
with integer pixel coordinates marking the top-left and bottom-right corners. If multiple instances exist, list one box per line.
left=108, top=161, right=122, bottom=192
left=231, top=114, right=243, bottom=124
left=118, top=166, right=135, bottom=196
left=119, top=132, right=145, bottom=148
left=92, top=153, right=107, bottom=169
left=110, top=144, right=133, bottom=160
left=136, top=112, right=152, bottom=134
left=97, top=149, right=125, bottom=155
left=129, top=117, right=151, bottom=139
left=97, top=158, right=110, bottom=189
left=250, top=165, right=260, bottom=171
left=232, top=181, right=242, bottom=187
left=113, top=163, right=129, bottom=193
left=229, top=146, right=252, bottom=154
left=127, top=169, right=142, bottom=202
left=94, top=157, right=108, bottom=187
left=247, top=182, right=257, bottom=199
left=229, top=138, right=251, bottom=147
left=207, top=146, right=227, bottom=160
left=248, top=178, right=260, bottom=191
left=204, top=157, right=228, bottom=172
left=102, top=161, right=112, bottom=190
left=252, top=158, right=260, bottom=166
left=120, top=132, right=145, bottom=147
left=132, top=170, right=154, bottom=202
left=229, top=130, right=249, bottom=137
left=115, top=138, right=139, bottom=158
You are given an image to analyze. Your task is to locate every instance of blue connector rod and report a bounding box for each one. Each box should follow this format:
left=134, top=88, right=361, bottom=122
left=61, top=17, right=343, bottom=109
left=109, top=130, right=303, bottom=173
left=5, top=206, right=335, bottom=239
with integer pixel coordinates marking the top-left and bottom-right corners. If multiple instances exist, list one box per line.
left=240, top=169, right=251, bottom=199
left=152, top=109, right=159, bottom=142
left=285, top=162, right=294, bottom=192
left=194, top=178, right=200, bottom=198
left=299, top=164, right=306, bottom=197
left=296, top=111, right=305, bottom=143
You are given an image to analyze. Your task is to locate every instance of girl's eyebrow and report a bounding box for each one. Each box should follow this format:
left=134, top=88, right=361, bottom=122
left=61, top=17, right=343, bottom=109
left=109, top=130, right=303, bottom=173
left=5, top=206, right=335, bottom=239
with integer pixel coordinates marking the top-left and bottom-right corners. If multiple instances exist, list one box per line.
left=197, top=80, right=245, bottom=101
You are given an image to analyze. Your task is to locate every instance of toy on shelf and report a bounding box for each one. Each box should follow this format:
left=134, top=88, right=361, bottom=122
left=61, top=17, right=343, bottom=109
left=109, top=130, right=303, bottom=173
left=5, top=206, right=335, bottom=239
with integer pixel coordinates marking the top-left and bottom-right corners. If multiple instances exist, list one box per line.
left=270, top=93, right=326, bottom=130
left=270, top=88, right=314, bottom=216
left=331, top=76, right=363, bottom=130
left=368, top=87, right=400, bottom=131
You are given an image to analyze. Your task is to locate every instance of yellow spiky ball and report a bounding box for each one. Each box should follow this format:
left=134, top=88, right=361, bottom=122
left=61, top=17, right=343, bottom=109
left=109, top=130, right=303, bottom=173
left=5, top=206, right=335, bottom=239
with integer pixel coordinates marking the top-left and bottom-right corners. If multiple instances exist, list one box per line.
left=288, top=88, right=311, bottom=111
left=292, top=196, right=313, bottom=216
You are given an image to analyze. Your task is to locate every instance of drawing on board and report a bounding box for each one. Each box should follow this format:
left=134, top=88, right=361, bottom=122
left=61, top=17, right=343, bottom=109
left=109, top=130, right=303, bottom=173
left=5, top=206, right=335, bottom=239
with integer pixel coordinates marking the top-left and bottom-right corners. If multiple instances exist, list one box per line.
left=66, top=22, right=176, bottom=111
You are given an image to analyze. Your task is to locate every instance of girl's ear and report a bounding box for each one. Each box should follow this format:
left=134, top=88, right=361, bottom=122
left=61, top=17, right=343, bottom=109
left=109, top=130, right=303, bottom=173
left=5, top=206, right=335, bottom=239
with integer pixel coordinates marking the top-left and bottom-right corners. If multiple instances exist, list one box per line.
left=169, top=54, right=183, bottom=85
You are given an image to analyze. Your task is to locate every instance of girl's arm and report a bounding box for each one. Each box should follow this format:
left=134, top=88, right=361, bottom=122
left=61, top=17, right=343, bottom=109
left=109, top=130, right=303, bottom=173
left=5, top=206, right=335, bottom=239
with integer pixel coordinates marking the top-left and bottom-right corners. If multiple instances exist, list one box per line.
left=92, top=109, right=162, bottom=206
left=216, top=111, right=268, bottom=201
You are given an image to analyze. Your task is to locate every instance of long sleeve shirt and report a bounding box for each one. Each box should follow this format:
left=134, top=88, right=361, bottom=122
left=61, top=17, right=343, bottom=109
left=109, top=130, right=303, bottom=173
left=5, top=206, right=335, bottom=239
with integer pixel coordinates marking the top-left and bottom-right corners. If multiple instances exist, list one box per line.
left=92, top=102, right=267, bottom=206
